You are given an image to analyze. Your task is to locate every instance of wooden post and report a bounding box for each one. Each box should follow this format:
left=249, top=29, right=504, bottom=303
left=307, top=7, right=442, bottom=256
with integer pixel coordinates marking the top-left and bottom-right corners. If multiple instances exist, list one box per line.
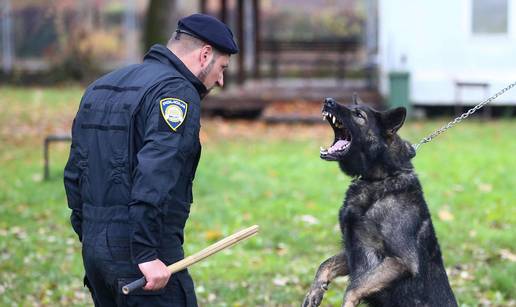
left=200, top=0, right=207, bottom=13
left=271, top=41, right=278, bottom=80
left=218, top=0, right=230, bottom=89
left=1, top=0, right=13, bottom=74
left=44, top=138, right=50, bottom=180
left=220, top=0, right=227, bottom=24
left=124, top=0, right=138, bottom=64
left=237, top=0, right=245, bottom=84
left=252, top=0, right=261, bottom=79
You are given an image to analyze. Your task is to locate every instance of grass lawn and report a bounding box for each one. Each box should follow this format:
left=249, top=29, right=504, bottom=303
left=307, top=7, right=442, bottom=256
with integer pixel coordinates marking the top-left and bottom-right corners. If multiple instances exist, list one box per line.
left=0, top=86, right=514, bottom=306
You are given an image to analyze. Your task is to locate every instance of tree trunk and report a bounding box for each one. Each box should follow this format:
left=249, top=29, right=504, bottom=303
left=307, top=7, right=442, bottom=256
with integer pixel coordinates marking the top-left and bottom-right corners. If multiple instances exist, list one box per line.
left=144, top=0, right=177, bottom=51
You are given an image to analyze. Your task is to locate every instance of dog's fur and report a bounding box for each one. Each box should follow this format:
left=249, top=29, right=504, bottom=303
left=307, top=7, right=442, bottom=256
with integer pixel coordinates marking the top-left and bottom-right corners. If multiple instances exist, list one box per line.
left=302, top=97, right=457, bottom=307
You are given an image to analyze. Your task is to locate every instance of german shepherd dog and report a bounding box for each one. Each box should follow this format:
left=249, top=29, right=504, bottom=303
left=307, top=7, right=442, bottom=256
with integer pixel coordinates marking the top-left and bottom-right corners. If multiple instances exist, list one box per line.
left=302, top=97, right=457, bottom=307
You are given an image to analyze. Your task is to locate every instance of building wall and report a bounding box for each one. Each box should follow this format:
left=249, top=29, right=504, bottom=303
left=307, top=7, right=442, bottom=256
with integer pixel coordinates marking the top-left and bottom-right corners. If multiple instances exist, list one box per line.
left=378, top=0, right=516, bottom=105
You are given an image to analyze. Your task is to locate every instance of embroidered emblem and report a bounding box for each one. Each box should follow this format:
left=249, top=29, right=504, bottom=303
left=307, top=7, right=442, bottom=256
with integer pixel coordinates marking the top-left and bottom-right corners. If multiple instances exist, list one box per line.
left=160, top=98, right=188, bottom=131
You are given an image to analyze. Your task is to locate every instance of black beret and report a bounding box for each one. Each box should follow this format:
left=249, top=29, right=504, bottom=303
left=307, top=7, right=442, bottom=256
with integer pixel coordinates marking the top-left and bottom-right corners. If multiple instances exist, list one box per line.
left=177, top=13, right=239, bottom=54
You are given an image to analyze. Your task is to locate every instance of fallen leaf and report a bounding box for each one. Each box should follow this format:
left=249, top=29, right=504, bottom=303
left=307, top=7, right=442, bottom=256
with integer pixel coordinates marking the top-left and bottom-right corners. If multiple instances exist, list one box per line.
left=273, top=276, right=288, bottom=287
left=499, top=249, right=516, bottom=262
left=275, top=242, right=289, bottom=256
left=477, top=183, right=493, bottom=193
left=460, top=271, right=473, bottom=280
left=208, top=293, right=217, bottom=302
left=438, top=208, right=454, bottom=221
left=204, top=229, right=223, bottom=242
left=452, top=184, right=464, bottom=192
left=32, top=173, right=43, bottom=182
left=299, top=214, right=319, bottom=225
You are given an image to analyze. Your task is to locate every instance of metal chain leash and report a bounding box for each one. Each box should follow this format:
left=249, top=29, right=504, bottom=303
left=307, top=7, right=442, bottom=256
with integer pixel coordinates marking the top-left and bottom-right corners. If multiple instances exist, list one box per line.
left=412, top=81, right=516, bottom=151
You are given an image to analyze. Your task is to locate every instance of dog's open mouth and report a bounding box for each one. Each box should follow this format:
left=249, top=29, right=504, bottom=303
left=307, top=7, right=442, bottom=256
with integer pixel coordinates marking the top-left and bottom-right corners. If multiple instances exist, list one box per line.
left=320, top=111, right=352, bottom=160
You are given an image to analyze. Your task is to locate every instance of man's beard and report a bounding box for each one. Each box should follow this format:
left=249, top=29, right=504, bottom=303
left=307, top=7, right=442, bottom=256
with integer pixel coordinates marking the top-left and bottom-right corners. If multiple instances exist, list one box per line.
left=197, top=58, right=216, bottom=94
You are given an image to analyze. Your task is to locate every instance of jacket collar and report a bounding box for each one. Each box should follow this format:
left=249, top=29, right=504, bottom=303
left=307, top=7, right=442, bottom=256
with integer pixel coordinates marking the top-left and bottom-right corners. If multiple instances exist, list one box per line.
left=143, top=44, right=208, bottom=98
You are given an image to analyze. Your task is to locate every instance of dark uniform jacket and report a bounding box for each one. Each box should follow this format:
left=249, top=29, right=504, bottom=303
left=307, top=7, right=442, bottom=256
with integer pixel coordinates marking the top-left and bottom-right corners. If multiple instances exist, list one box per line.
left=64, top=44, right=207, bottom=266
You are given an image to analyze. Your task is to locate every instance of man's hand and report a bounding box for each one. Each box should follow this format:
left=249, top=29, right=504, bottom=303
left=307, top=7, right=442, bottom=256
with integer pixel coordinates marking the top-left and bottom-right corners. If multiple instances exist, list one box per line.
left=138, top=259, right=171, bottom=291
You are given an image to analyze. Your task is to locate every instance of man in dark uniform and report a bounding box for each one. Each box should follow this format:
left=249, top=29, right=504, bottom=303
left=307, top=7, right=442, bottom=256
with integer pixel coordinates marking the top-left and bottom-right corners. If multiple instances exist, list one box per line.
left=64, top=14, right=238, bottom=306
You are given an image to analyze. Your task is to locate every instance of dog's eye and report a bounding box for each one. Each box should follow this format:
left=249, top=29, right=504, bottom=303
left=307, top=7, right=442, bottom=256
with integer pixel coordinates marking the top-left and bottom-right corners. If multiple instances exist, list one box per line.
left=355, top=111, right=364, bottom=119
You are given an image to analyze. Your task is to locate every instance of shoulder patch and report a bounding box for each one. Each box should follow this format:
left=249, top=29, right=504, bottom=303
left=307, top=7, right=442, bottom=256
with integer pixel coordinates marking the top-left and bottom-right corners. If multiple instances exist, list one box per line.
left=159, top=98, right=188, bottom=131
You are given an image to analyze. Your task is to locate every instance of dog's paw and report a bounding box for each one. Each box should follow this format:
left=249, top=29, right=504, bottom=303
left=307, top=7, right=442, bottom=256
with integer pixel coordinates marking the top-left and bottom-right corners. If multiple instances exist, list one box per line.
left=302, top=286, right=326, bottom=307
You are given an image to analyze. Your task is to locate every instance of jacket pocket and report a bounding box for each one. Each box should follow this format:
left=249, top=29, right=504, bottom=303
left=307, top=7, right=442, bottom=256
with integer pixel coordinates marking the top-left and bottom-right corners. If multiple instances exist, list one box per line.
left=106, top=221, right=131, bottom=262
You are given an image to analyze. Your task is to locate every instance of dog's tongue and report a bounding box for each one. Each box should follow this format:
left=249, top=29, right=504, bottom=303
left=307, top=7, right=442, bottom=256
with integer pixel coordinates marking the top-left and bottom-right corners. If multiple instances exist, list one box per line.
left=328, top=139, right=349, bottom=153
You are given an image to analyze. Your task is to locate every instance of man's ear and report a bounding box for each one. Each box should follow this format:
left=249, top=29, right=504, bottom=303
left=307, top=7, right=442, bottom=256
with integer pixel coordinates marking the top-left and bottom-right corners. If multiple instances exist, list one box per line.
left=381, top=107, right=406, bottom=134
left=199, top=45, right=213, bottom=68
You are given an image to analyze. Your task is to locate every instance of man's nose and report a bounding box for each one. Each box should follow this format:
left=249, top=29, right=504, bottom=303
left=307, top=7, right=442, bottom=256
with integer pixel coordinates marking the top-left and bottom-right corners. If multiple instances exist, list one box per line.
left=324, top=97, right=336, bottom=107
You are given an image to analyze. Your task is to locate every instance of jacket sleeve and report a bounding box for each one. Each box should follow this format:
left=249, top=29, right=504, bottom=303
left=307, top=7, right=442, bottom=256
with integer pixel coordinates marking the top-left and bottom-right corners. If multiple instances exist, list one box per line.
left=129, top=83, right=199, bottom=264
left=64, top=118, right=84, bottom=241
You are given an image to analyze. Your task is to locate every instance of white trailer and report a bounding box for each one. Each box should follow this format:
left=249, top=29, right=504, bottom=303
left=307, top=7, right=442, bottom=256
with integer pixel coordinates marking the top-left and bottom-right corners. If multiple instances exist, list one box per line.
left=376, top=0, right=516, bottom=106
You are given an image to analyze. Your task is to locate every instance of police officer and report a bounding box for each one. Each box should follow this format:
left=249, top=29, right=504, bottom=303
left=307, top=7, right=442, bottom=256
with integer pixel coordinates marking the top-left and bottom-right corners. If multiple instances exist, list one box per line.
left=64, top=14, right=238, bottom=306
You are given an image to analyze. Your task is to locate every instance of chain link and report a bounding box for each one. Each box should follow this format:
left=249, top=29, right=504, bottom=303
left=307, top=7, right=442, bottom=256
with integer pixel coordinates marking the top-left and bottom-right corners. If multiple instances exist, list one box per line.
left=412, top=81, right=516, bottom=151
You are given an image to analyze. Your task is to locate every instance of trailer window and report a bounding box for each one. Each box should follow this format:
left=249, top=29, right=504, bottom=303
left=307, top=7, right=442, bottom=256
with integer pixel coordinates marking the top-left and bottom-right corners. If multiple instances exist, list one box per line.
left=472, top=0, right=508, bottom=34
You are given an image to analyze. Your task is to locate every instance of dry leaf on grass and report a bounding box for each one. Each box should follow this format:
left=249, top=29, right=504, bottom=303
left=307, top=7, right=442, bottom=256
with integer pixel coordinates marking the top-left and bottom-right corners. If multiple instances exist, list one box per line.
left=273, top=275, right=289, bottom=287
left=499, top=249, right=516, bottom=262
left=438, top=208, right=454, bottom=221
left=298, top=214, right=319, bottom=225
left=204, top=229, right=223, bottom=242
left=477, top=183, right=493, bottom=193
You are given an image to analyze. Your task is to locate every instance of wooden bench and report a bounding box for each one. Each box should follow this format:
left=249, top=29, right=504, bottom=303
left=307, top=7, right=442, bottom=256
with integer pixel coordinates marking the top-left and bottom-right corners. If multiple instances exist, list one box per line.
left=261, top=38, right=363, bottom=81
left=454, top=81, right=491, bottom=117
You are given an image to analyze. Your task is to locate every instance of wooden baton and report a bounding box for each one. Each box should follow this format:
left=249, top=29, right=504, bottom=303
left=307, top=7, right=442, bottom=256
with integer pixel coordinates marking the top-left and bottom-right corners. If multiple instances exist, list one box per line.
left=122, top=225, right=259, bottom=295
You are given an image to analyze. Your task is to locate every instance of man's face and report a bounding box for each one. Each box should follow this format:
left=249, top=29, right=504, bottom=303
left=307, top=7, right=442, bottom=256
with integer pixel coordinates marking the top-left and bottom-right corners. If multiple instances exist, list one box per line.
left=198, top=53, right=230, bottom=92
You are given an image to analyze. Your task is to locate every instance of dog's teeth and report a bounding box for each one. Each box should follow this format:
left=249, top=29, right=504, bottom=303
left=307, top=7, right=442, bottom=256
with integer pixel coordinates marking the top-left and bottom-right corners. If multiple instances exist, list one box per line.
left=332, top=117, right=336, bottom=124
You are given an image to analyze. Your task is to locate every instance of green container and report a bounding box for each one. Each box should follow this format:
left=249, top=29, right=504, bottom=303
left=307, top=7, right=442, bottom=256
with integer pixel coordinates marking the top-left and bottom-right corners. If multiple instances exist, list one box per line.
left=388, top=71, right=411, bottom=115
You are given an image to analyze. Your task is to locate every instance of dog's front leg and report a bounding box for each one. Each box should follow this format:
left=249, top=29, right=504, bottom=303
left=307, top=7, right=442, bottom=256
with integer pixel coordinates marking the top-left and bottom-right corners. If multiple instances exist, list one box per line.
left=342, top=256, right=408, bottom=307
left=302, top=252, right=348, bottom=307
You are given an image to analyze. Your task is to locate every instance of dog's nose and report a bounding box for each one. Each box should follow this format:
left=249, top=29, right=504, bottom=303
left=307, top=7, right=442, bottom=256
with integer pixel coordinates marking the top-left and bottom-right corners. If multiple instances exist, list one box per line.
left=324, top=97, right=336, bottom=107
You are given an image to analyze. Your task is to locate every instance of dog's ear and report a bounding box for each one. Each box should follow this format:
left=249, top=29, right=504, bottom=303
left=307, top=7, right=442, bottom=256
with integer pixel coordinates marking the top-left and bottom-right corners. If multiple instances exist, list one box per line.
left=380, top=107, right=406, bottom=134
left=352, top=92, right=363, bottom=105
